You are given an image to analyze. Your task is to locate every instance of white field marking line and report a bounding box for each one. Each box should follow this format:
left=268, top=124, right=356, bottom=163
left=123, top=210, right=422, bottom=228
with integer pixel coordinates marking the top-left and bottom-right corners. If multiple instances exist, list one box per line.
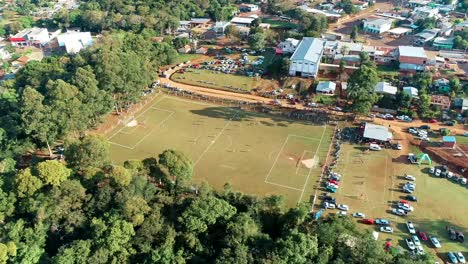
left=193, top=111, right=239, bottom=166
left=107, top=95, right=167, bottom=140
left=295, top=150, right=314, bottom=175
left=288, top=134, right=322, bottom=141
left=264, top=135, right=291, bottom=183
left=296, top=150, right=307, bottom=175
left=264, top=180, right=304, bottom=191
left=108, top=141, right=133, bottom=149
left=120, top=116, right=151, bottom=134
left=299, top=125, right=327, bottom=203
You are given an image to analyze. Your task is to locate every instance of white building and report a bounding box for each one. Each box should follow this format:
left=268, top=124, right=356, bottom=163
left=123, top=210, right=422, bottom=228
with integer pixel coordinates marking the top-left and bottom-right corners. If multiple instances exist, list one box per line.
left=9, top=27, right=51, bottom=47
left=288, top=37, right=324, bottom=78
left=277, top=38, right=299, bottom=54
left=363, top=18, right=393, bottom=34
left=56, top=31, right=93, bottom=54
left=316, top=81, right=336, bottom=94
left=230, top=17, right=255, bottom=28
left=403, top=86, right=418, bottom=98
left=375, top=82, right=397, bottom=95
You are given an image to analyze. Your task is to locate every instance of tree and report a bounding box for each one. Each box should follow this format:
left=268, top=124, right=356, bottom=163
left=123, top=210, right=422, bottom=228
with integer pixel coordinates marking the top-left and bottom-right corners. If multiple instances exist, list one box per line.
left=158, top=149, right=193, bottom=188
left=350, top=26, right=359, bottom=41
left=172, top=37, right=190, bottom=49
left=248, top=31, right=266, bottom=51
left=347, top=61, right=379, bottom=114
left=53, top=240, right=92, bottom=264
left=275, top=229, right=318, bottom=263
left=449, top=78, right=461, bottom=95
left=341, top=0, right=359, bottom=14
left=225, top=25, right=241, bottom=42
left=15, top=168, right=43, bottom=198
left=35, top=160, right=71, bottom=187
left=395, top=90, right=412, bottom=110
left=65, top=135, right=110, bottom=170
left=418, top=88, right=432, bottom=119
left=107, top=165, right=132, bottom=187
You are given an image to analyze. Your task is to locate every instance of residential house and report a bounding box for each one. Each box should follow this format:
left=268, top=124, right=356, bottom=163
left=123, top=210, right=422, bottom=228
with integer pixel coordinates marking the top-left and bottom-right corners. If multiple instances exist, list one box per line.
left=437, top=21, right=453, bottom=36
left=352, top=0, right=369, bottom=10
left=297, top=5, right=342, bottom=22
left=333, top=54, right=361, bottom=66
left=56, top=31, right=93, bottom=54
left=363, top=17, right=393, bottom=34
left=414, top=29, right=439, bottom=46
left=433, top=78, right=450, bottom=93
left=288, top=37, right=325, bottom=78
left=9, top=27, right=51, bottom=47
left=277, top=38, right=300, bottom=54
left=316, top=81, right=336, bottom=94
left=407, top=0, right=430, bottom=8
left=403, top=86, right=419, bottom=98
left=195, top=47, right=208, bottom=54
left=432, top=37, right=454, bottom=50
left=454, top=21, right=468, bottom=32
left=375, top=82, right=397, bottom=95
left=430, top=95, right=451, bottom=110
left=213, top=21, right=230, bottom=36
left=363, top=46, right=397, bottom=65
left=178, top=45, right=191, bottom=54
left=239, top=4, right=259, bottom=12
left=398, top=46, right=427, bottom=71
left=11, top=56, right=30, bottom=68
left=230, top=17, right=255, bottom=28
left=413, top=7, right=439, bottom=20
left=387, top=27, right=412, bottom=38
left=190, top=18, right=212, bottom=28
left=0, top=46, right=11, bottom=60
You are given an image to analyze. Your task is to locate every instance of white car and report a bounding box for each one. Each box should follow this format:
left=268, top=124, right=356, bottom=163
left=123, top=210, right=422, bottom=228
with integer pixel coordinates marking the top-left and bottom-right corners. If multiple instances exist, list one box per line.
left=392, top=208, right=407, bottom=216
left=412, top=235, right=421, bottom=246
left=435, top=169, right=441, bottom=177
left=405, top=174, right=416, bottom=181
left=457, top=252, right=466, bottom=263
left=327, top=183, right=339, bottom=189
left=447, top=172, right=454, bottom=179
left=430, top=236, right=441, bottom=248
left=406, top=221, right=416, bottom=234
left=460, top=178, right=467, bottom=185
left=353, top=212, right=365, bottom=218
left=396, top=143, right=402, bottom=150
left=337, top=211, right=347, bottom=216
left=398, top=203, right=414, bottom=212
left=337, top=204, right=349, bottom=211
left=324, top=202, right=336, bottom=209
left=415, top=245, right=425, bottom=255
left=405, top=182, right=416, bottom=188
left=405, top=238, right=415, bottom=250
left=429, top=167, right=435, bottom=174
left=380, top=226, right=393, bottom=233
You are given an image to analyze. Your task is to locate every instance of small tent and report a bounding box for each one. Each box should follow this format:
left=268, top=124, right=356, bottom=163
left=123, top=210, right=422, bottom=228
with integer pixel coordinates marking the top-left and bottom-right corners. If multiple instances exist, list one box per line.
left=417, top=153, right=432, bottom=165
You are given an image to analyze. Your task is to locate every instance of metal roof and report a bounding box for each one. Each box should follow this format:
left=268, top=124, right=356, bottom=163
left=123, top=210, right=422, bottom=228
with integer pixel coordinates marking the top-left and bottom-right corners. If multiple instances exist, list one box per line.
left=363, top=123, right=392, bottom=142
left=375, top=82, right=397, bottom=95
left=230, top=17, right=255, bottom=24
left=398, top=46, right=427, bottom=59
left=365, top=18, right=393, bottom=26
left=442, top=136, right=456, bottom=143
left=290, top=37, right=324, bottom=63
left=316, top=81, right=336, bottom=92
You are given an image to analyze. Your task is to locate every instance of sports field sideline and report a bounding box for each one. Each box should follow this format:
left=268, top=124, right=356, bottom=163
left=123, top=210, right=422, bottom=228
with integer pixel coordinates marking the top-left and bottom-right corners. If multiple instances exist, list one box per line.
left=106, top=94, right=333, bottom=205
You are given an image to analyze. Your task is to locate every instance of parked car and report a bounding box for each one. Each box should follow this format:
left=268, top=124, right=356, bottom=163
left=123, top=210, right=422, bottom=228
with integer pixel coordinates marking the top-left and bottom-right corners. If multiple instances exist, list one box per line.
left=398, top=203, right=414, bottom=212
left=430, top=236, right=442, bottom=248
left=336, top=211, right=347, bottom=216
left=323, top=202, right=336, bottom=209
left=375, top=219, right=391, bottom=225
left=369, top=143, right=382, bottom=151
left=405, top=174, right=416, bottom=181
left=405, top=195, right=418, bottom=202
left=392, top=208, right=407, bottom=216
left=402, top=187, right=414, bottom=193
left=448, top=252, right=459, bottom=263
left=329, top=179, right=339, bottom=185
left=428, top=119, right=438, bottom=123
left=460, top=178, right=467, bottom=185
left=323, top=196, right=336, bottom=203
left=406, top=238, right=416, bottom=250
left=435, top=169, right=442, bottom=177
left=353, top=212, right=365, bottom=218
left=337, top=204, right=349, bottom=211
left=380, top=226, right=394, bottom=233
left=361, top=218, right=375, bottom=225
left=415, top=245, right=425, bottom=255
left=419, top=125, right=431, bottom=130
left=456, top=252, right=466, bottom=263
left=412, top=235, right=421, bottom=246
left=418, top=231, right=428, bottom=241
left=429, top=167, right=435, bottom=174
left=406, top=221, right=416, bottom=234
left=326, top=185, right=337, bottom=193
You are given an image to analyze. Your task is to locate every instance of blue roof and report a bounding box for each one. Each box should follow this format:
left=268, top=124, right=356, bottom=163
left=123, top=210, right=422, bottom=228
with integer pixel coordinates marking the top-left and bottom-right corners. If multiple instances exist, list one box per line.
left=290, top=37, right=324, bottom=63
left=443, top=136, right=456, bottom=142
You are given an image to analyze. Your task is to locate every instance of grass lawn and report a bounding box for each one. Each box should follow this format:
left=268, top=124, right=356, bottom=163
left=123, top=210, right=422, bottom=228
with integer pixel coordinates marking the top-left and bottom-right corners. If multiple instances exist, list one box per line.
left=171, top=68, right=258, bottom=92
left=172, top=54, right=203, bottom=65
left=326, top=144, right=468, bottom=261
left=263, top=18, right=298, bottom=29
left=106, top=94, right=333, bottom=206
left=455, top=135, right=468, bottom=145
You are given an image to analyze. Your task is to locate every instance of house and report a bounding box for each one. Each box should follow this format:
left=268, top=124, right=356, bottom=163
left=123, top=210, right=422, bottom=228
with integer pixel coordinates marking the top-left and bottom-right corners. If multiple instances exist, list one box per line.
left=442, top=136, right=456, bottom=148
left=432, top=37, right=454, bottom=50
left=56, top=31, right=93, bottom=54
left=403, top=86, right=419, bottom=98
left=0, top=46, right=11, bottom=60
left=437, top=21, right=453, bottom=36
left=324, top=41, right=363, bottom=56
left=363, top=18, right=393, bottom=34
left=230, top=17, right=255, bottom=27
left=297, top=5, right=342, bottom=21
left=214, top=22, right=230, bottom=36
left=333, top=54, right=361, bottom=66
left=239, top=4, right=259, bottom=12
left=259, top=23, right=271, bottom=29
left=407, top=0, right=430, bottom=8
left=452, top=98, right=468, bottom=111
left=387, top=27, right=412, bottom=38
left=414, top=29, right=439, bottom=46
left=11, top=56, right=30, bottom=68
left=375, top=82, right=397, bottom=95
left=433, top=78, right=450, bottom=93
left=430, top=95, right=451, bottom=110
left=352, top=0, right=369, bottom=10
left=9, top=27, right=50, bottom=47
left=413, top=6, right=439, bottom=20
left=454, top=21, right=468, bottom=32
left=195, top=47, right=208, bottom=54
left=178, top=45, right=191, bottom=54
left=398, top=46, right=427, bottom=71
left=190, top=18, right=212, bottom=28
left=316, top=81, right=336, bottom=94
left=277, top=38, right=300, bottom=54
left=362, top=123, right=393, bottom=142
left=288, top=37, right=325, bottom=78
left=364, top=46, right=397, bottom=65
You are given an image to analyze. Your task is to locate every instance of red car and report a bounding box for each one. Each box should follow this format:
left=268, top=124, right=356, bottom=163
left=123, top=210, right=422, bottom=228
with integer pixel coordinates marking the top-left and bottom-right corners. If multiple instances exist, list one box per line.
left=428, top=119, right=438, bottom=123
left=361, top=218, right=375, bottom=225
left=399, top=200, right=410, bottom=205
left=329, top=180, right=339, bottom=185
left=418, top=231, right=428, bottom=241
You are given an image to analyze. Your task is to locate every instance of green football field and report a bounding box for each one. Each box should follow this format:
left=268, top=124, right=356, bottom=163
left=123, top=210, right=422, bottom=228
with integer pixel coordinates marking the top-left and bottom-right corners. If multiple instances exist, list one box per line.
left=106, top=94, right=333, bottom=205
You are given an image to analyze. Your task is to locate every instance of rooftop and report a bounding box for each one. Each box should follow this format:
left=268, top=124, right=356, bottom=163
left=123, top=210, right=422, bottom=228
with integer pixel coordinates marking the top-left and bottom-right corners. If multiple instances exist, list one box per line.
left=375, top=82, right=397, bottom=95
left=433, top=37, right=454, bottom=45
left=290, top=37, right=325, bottom=63
left=365, top=17, right=393, bottom=26
left=363, top=123, right=393, bottom=142
left=316, top=81, right=336, bottom=92
left=398, top=46, right=427, bottom=59
left=442, top=136, right=456, bottom=143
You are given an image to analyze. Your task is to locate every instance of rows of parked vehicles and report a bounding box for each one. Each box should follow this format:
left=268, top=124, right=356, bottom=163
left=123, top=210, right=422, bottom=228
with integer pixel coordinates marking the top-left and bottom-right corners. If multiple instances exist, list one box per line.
left=407, top=127, right=430, bottom=141
left=430, top=165, right=467, bottom=185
